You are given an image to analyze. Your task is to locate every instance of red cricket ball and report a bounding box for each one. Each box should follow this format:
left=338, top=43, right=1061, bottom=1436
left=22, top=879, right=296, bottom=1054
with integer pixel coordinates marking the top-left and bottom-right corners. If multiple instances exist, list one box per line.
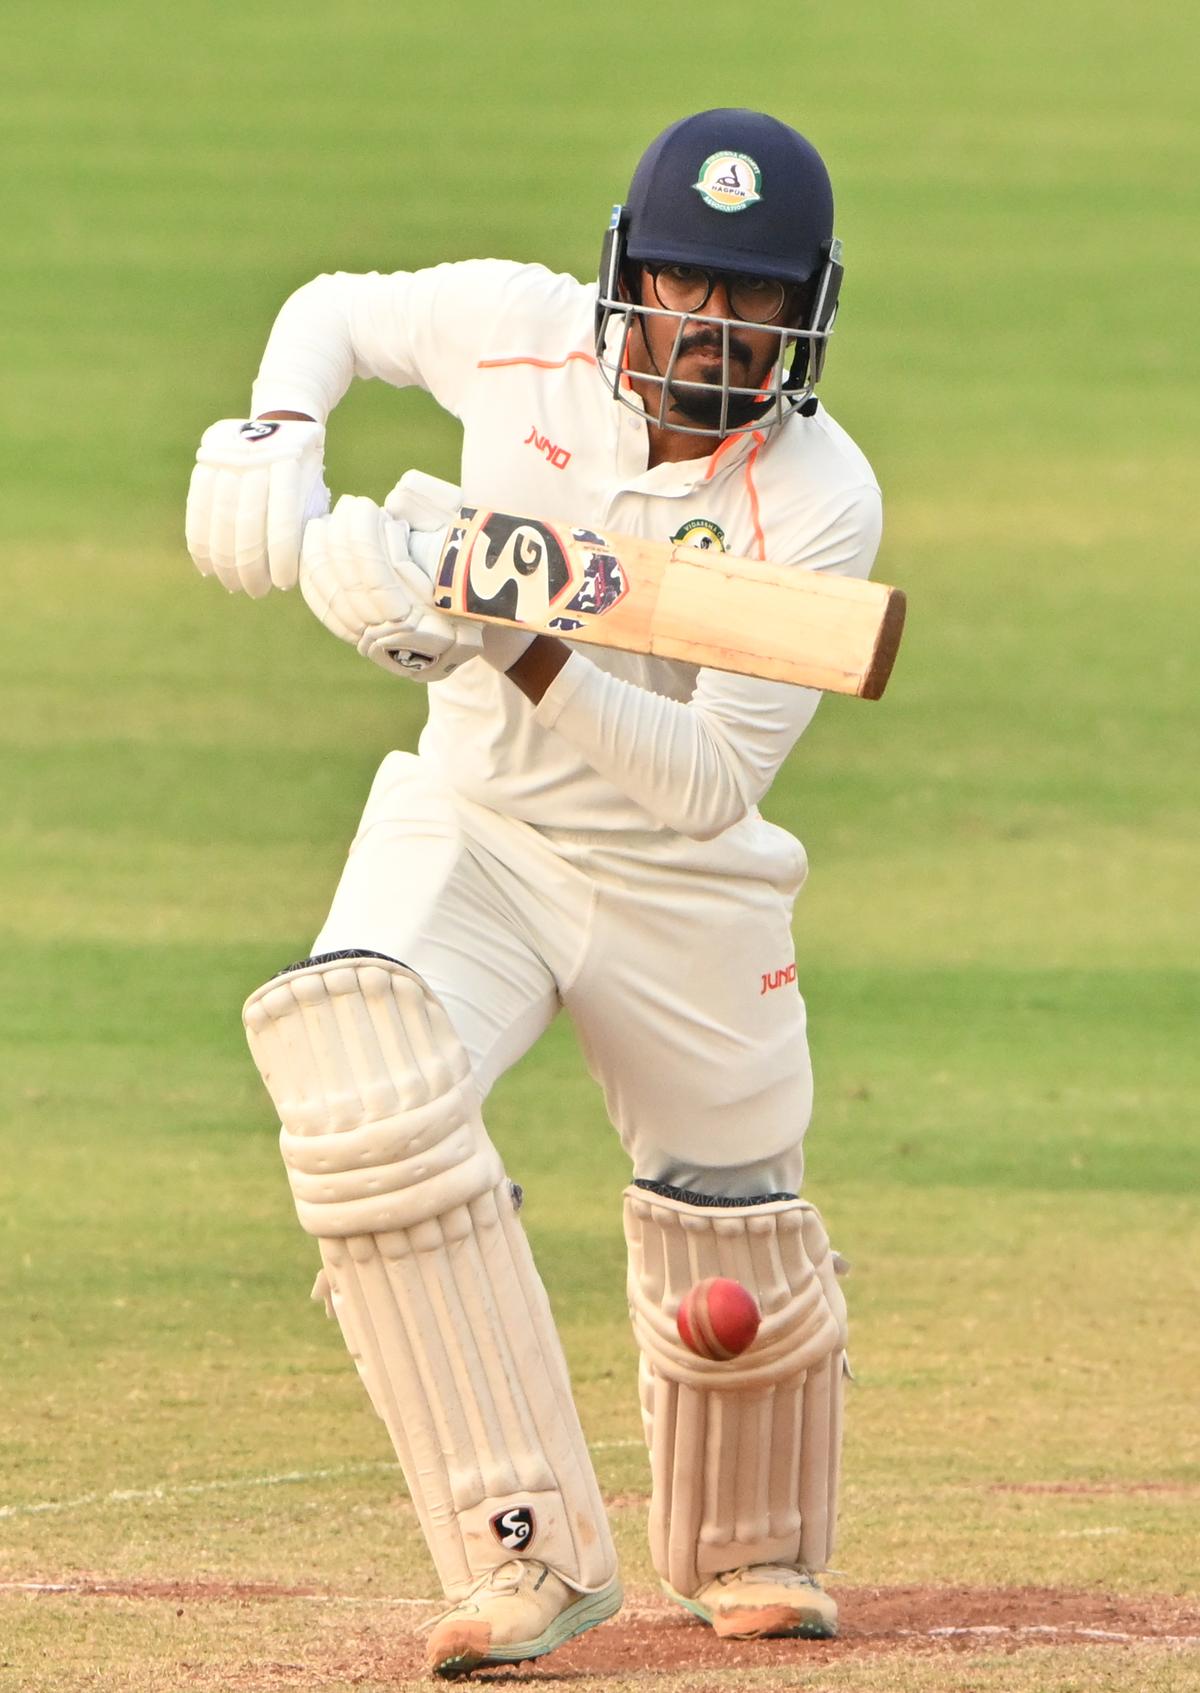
left=676, top=1277, right=761, bottom=1360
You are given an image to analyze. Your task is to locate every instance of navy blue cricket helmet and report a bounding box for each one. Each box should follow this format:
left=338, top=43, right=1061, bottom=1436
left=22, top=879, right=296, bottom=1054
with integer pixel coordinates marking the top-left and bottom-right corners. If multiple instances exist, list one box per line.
left=595, top=109, right=844, bottom=436
left=626, top=108, right=835, bottom=284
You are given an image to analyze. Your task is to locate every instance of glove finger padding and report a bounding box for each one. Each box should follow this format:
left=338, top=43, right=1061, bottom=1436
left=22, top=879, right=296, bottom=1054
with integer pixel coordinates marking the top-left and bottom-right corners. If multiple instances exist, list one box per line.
left=234, top=466, right=274, bottom=599
left=326, top=496, right=418, bottom=631
left=359, top=541, right=476, bottom=678
left=297, top=517, right=363, bottom=645
left=299, top=506, right=412, bottom=644
left=386, top=545, right=486, bottom=678
left=348, top=495, right=412, bottom=594
left=267, top=454, right=330, bottom=593
left=300, top=495, right=481, bottom=682
left=184, top=464, right=218, bottom=576
left=186, top=418, right=328, bottom=595
left=384, top=469, right=462, bottom=532
left=202, top=463, right=250, bottom=595
left=383, top=470, right=457, bottom=582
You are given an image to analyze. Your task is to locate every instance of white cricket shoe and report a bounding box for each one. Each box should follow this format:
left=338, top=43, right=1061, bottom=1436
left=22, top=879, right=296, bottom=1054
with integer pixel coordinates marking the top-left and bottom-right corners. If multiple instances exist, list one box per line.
left=424, top=1559, right=623, bottom=1679
left=664, top=1563, right=838, bottom=1639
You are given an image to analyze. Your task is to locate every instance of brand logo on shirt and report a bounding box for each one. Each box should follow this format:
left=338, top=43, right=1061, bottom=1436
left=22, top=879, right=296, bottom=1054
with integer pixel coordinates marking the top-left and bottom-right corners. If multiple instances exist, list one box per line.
left=671, top=518, right=727, bottom=553
left=693, top=152, right=763, bottom=213
left=525, top=424, right=572, bottom=470
left=760, top=963, right=797, bottom=995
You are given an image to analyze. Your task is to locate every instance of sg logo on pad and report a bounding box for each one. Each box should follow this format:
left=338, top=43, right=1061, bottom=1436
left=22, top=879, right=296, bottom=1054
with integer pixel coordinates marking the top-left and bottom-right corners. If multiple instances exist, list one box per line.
left=490, top=1505, right=537, bottom=1551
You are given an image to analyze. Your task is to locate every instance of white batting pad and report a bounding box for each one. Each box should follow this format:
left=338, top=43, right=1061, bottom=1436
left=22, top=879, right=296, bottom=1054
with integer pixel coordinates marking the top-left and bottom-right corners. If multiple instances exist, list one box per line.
left=244, top=953, right=615, bottom=1598
left=623, top=1181, right=847, bottom=1596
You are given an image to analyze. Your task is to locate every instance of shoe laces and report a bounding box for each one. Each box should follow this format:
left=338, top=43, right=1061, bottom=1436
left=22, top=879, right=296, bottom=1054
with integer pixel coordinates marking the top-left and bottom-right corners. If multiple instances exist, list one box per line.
left=421, top=1560, right=543, bottom=1632
left=476, top=1559, right=530, bottom=1595
left=719, top=1563, right=821, bottom=1590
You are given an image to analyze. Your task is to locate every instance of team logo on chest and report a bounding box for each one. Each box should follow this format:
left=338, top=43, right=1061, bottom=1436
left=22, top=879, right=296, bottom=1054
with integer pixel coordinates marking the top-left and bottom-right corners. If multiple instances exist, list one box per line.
left=693, top=152, right=763, bottom=213
left=671, top=518, right=727, bottom=553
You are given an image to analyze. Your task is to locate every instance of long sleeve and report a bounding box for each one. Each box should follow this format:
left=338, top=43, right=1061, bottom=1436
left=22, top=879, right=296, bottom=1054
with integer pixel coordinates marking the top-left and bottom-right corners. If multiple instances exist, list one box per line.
left=531, top=484, right=883, bottom=840
left=535, top=658, right=822, bottom=839
left=249, top=261, right=578, bottom=422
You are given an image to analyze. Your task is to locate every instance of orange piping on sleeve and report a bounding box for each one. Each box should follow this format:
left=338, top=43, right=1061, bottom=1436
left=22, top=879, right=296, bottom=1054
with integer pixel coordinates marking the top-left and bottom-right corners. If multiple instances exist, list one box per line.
left=476, top=350, right=597, bottom=371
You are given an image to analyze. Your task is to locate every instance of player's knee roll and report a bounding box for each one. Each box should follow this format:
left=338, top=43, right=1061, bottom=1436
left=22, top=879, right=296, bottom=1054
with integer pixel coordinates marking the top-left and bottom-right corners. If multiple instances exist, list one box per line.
left=243, top=951, right=503, bottom=1237
left=624, top=1180, right=847, bottom=1388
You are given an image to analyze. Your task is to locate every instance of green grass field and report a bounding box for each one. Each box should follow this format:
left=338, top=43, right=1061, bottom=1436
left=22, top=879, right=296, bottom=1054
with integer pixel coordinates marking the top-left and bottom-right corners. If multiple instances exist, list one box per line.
left=3, top=1, right=1197, bottom=1688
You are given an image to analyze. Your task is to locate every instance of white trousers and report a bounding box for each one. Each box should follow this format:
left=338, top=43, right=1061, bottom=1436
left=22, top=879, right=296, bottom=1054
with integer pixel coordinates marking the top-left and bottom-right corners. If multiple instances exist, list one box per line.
left=313, top=753, right=812, bottom=1196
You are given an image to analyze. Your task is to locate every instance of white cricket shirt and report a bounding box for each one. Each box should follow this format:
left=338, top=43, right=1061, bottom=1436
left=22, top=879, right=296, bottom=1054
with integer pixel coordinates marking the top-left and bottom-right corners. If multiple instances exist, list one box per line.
left=250, top=261, right=883, bottom=875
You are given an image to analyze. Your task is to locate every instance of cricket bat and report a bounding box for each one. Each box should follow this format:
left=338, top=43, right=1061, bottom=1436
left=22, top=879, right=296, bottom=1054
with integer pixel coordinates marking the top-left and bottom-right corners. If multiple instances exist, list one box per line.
left=431, top=506, right=905, bottom=699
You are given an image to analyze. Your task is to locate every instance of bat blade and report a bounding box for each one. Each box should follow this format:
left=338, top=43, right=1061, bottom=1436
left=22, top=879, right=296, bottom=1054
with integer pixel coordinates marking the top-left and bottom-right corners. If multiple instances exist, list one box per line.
left=432, top=507, right=905, bottom=699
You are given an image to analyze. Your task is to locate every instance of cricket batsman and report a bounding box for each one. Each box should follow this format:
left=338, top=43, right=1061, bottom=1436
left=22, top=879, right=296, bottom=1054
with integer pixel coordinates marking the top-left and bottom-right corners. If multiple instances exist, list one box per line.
left=186, top=108, right=882, bottom=1678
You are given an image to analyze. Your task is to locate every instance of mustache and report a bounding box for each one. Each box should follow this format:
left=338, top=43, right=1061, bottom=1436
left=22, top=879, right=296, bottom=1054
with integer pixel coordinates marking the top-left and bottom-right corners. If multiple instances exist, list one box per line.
left=677, top=328, right=754, bottom=364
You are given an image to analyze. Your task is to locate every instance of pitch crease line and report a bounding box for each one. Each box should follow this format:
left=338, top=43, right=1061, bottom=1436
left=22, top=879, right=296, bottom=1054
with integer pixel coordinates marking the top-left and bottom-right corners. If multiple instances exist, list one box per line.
left=0, top=1441, right=642, bottom=1520
left=915, top=1624, right=1200, bottom=1645
left=0, top=1463, right=396, bottom=1520
left=5, top=1586, right=1197, bottom=1643
left=0, top=1582, right=434, bottom=1607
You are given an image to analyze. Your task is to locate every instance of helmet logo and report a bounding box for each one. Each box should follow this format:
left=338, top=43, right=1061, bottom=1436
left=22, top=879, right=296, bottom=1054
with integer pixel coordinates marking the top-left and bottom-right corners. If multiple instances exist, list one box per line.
left=693, top=152, right=762, bottom=213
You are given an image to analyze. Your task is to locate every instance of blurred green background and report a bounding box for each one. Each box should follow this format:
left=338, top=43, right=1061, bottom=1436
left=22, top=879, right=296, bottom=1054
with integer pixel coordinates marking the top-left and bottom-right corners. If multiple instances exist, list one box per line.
left=2, top=1, right=1197, bottom=1688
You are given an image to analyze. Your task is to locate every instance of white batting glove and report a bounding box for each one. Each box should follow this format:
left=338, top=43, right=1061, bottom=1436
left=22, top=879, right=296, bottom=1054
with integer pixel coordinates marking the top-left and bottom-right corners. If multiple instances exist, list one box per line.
left=299, top=494, right=481, bottom=682
left=383, top=467, right=461, bottom=533
left=186, top=418, right=329, bottom=597
left=385, top=470, right=534, bottom=675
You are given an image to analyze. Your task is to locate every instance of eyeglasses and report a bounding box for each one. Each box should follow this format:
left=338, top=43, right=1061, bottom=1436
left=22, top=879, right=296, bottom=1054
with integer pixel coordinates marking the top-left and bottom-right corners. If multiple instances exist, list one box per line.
left=647, top=263, right=791, bottom=326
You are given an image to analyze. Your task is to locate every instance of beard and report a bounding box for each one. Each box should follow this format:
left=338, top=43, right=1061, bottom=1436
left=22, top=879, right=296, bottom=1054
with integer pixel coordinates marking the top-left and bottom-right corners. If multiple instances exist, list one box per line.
left=662, top=328, right=769, bottom=430
left=667, top=378, right=770, bottom=430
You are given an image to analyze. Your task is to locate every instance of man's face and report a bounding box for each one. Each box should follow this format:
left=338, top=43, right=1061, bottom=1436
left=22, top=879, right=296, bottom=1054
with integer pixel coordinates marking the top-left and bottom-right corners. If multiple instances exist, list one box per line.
left=624, top=264, right=798, bottom=432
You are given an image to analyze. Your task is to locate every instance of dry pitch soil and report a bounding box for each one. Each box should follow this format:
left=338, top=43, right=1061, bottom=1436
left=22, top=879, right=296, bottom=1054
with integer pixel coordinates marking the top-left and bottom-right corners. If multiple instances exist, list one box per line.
left=13, top=1578, right=1200, bottom=1681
